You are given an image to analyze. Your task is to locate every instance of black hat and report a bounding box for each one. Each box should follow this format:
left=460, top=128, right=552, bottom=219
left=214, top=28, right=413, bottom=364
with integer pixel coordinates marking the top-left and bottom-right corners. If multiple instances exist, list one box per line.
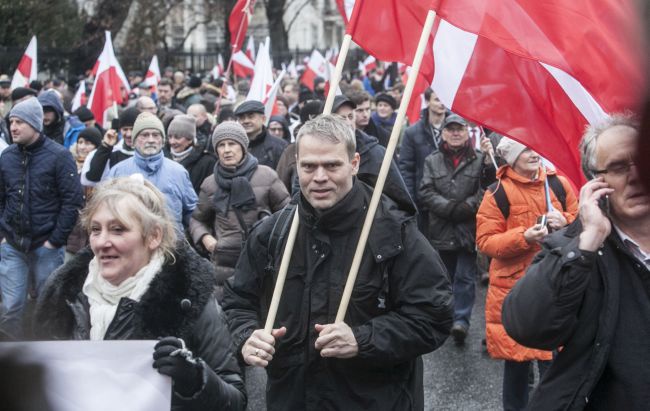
left=300, top=100, right=323, bottom=124
left=299, top=89, right=315, bottom=104
left=10, top=87, right=38, bottom=102
left=374, top=92, right=397, bottom=110
left=188, top=75, right=202, bottom=88
left=332, top=95, right=357, bottom=113
left=77, top=126, right=103, bottom=148
left=234, top=100, right=265, bottom=116
left=118, top=107, right=141, bottom=129
left=442, top=113, right=468, bottom=128
left=73, top=106, right=94, bottom=122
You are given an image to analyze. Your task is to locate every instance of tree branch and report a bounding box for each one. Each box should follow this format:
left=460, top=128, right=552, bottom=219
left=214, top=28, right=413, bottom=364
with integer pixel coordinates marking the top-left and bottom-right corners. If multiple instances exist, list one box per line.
left=286, top=0, right=311, bottom=32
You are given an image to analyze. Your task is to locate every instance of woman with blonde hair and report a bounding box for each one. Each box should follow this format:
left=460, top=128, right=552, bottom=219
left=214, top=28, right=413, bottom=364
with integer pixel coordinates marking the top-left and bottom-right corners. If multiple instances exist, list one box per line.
left=35, top=175, right=246, bottom=410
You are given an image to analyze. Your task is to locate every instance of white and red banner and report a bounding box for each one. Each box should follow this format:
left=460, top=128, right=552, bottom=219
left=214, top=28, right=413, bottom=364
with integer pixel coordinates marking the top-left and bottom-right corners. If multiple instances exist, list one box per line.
left=231, top=50, right=255, bottom=78
left=10, top=36, right=38, bottom=90
left=87, top=31, right=131, bottom=128
left=245, top=36, right=256, bottom=62
left=247, top=38, right=274, bottom=103
left=229, top=0, right=256, bottom=53
left=345, top=0, right=644, bottom=187
left=300, top=50, right=329, bottom=91
left=211, top=54, right=225, bottom=79
left=71, top=80, right=87, bottom=113
left=144, top=55, right=161, bottom=91
left=358, top=55, right=377, bottom=76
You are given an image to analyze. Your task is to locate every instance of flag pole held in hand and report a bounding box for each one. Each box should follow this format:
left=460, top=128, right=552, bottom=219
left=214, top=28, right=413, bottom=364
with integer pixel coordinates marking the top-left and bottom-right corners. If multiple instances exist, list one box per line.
left=335, top=9, right=437, bottom=323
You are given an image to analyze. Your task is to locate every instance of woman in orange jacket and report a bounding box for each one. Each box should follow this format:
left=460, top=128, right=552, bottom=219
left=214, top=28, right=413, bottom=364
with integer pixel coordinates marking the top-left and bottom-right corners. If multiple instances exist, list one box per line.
left=476, top=137, right=578, bottom=411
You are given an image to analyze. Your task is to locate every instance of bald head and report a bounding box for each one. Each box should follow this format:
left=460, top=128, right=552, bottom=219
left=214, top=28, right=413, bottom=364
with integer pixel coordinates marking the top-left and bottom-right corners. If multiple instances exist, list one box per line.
left=135, top=96, right=157, bottom=114
left=187, top=104, right=208, bottom=127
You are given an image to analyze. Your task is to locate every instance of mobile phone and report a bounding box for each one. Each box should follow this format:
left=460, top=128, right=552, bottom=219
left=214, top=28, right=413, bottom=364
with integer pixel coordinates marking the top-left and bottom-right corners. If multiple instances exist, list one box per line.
left=110, top=118, right=120, bottom=132
left=536, top=215, right=548, bottom=227
left=598, top=194, right=610, bottom=216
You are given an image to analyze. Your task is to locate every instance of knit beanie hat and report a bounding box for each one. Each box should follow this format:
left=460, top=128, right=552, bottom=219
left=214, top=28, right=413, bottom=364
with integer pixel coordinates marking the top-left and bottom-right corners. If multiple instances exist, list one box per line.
left=212, top=121, right=249, bottom=154
left=375, top=92, right=397, bottom=110
left=77, top=127, right=103, bottom=148
left=132, top=112, right=166, bottom=143
left=496, top=137, right=528, bottom=168
left=118, top=106, right=141, bottom=129
left=9, top=97, right=43, bottom=132
left=168, top=114, right=197, bottom=143
left=74, top=106, right=95, bottom=122
left=11, top=87, right=37, bottom=102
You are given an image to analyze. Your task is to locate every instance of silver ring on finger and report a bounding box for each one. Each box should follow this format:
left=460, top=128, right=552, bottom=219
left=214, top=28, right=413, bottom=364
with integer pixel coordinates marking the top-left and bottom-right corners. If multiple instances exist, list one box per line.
left=255, top=349, right=260, bottom=357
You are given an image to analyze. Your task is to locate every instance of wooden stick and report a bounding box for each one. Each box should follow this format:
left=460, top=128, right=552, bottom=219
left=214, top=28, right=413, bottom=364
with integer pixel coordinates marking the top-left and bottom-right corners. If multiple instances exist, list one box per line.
left=335, top=9, right=437, bottom=323
left=262, top=31, right=355, bottom=333
left=322, top=34, right=353, bottom=115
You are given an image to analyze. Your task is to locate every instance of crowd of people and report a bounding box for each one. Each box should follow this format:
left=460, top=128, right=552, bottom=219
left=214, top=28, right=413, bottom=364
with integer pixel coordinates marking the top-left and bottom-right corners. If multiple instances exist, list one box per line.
left=0, top=63, right=647, bottom=411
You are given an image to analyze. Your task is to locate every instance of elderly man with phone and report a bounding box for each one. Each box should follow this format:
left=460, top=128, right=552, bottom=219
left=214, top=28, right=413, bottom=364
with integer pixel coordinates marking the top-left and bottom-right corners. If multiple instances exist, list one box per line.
left=503, top=114, right=650, bottom=410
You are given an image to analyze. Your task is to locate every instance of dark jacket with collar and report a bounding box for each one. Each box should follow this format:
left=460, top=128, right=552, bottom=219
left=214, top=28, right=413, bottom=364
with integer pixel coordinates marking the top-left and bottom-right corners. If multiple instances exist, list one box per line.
left=418, top=145, right=485, bottom=251
left=176, top=148, right=217, bottom=195
left=0, top=135, right=83, bottom=251
left=503, top=220, right=649, bottom=410
left=34, top=242, right=247, bottom=411
left=248, top=128, right=288, bottom=170
left=362, top=117, right=390, bottom=148
left=222, top=180, right=453, bottom=411
left=399, top=109, right=440, bottom=205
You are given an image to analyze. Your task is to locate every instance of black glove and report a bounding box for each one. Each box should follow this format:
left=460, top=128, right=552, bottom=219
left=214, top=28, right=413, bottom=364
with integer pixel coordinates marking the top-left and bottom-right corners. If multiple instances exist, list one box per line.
left=153, top=337, right=203, bottom=397
left=450, top=202, right=475, bottom=222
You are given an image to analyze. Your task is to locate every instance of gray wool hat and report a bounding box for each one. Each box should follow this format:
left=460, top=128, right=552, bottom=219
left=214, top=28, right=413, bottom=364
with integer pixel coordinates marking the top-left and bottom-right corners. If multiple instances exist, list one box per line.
left=442, top=113, right=468, bottom=129
left=212, top=121, right=249, bottom=154
left=9, top=97, right=43, bottom=133
left=168, top=114, right=197, bottom=143
left=496, top=137, right=528, bottom=168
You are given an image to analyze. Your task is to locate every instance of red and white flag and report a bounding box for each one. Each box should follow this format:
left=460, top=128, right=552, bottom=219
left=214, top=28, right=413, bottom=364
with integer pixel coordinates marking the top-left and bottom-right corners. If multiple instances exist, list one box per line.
left=231, top=51, right=255, bottom=78
left=71, top=80, right=87, bottom=112
left=264, top=71, right=287, bottom=118
left=229, top=0, right=256, bottom=53
left=358, top=55, right=377, bottom=76
left=144, top=55, right=161, bottom=94
left=87, top=31, right=131, bottom=128
left=245, top=37, right=256, bottom=62
left=10, top=36, right=38, bottom=90
left=286, top=60, right=298, bottom=78
left=211, top=54, right=225, bottom=79
left=300, top=50, right=329, bottom=91
left=335, top=0, right=355, bottom=24
left=346, top=0, right=643, bottom=187
left=247, top=38, right=274, bottom=103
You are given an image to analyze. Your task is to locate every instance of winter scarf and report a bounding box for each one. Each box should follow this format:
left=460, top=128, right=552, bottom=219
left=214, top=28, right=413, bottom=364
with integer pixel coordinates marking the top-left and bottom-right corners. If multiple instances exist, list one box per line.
left=212, top=153, right=258, bottom=215
left=371, top=111, right=397, bottom=132
left=134, top=149, right=164, bottom=175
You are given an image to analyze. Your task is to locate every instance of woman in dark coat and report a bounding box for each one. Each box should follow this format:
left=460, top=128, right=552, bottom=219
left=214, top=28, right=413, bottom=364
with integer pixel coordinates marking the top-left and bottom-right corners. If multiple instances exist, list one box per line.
left=34, top=176, right=246, bottom=411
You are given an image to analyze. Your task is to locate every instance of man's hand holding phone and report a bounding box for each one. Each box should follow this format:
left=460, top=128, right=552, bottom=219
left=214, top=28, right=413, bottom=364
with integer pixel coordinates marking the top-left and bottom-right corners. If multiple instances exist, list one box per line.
left=524, top=221, right=548, bottom=244
left=578, top=177, right=614, bottom=252
left=102, top=129, right=118, bottom=148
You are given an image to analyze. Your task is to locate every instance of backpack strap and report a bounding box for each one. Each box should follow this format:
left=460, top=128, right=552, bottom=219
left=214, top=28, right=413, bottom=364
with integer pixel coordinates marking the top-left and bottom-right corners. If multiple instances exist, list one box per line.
left=487, top=181, right=510, bottom=219
left=546, top=174, right=567, bottom=212
left=265, top=202, right=298, bottom=274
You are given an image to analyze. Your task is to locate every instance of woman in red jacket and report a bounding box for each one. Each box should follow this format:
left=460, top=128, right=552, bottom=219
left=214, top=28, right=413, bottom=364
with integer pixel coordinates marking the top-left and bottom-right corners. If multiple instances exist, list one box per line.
left=476, top=137, right=578, bottom=411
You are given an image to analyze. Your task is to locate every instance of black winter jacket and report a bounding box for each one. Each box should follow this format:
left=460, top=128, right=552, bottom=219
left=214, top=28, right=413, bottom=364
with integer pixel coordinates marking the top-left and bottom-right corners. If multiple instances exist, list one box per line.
left=223, top=180, right=453, bottom=411
left=0, top=135, right=83, bottom=251
left=34, top=243, right=247, bottom=411
left=177, top=148, right=217, bottom=195
left=503, top=221, right=649, bottom=410
left=248, top=128, right=288, bottom=170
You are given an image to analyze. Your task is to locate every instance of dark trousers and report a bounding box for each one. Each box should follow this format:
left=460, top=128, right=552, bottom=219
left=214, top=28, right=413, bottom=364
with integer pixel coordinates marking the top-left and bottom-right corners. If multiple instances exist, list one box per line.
left=503, top=360, right=551, bottom=411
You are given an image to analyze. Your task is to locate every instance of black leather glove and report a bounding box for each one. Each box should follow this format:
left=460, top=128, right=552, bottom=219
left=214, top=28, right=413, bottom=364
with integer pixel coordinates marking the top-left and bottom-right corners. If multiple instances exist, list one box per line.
left=153, top=337, right=203, bottom=397
left=450, top=202, right=475, bottom=222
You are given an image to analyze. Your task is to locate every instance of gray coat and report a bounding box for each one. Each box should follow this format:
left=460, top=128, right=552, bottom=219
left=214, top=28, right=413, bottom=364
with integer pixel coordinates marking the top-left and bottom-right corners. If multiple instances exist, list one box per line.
left=418, top=147, right=485, bottom=251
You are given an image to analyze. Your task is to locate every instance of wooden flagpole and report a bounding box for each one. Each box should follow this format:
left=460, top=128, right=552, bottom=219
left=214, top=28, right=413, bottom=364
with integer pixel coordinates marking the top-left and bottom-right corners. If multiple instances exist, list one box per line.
left=335, top=9, right=437, bottom=323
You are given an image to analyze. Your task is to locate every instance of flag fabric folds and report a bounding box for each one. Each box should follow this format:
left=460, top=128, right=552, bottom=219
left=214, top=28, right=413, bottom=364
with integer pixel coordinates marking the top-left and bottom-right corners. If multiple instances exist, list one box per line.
left=71, top=80, right=87, bottom=112
left=10, top=36, right=38, bottom=90
left=229, top=0, right=256, bottom=53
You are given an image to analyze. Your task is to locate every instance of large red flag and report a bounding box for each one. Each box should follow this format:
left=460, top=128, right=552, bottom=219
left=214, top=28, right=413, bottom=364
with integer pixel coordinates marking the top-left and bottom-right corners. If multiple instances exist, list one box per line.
left=229, top=0, right=256, bottom=53
left=87, top=31, right=131, bottom=128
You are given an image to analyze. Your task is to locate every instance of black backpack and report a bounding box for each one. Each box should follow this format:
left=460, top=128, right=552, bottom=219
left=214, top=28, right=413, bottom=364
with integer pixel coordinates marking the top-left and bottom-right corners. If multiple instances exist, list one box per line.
left=487, top=174, right=567, bottom=218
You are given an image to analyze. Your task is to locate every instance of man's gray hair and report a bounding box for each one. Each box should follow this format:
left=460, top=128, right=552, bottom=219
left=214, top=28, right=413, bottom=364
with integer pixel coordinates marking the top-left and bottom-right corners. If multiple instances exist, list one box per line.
left=296, top=114, right=357, bottom=159
left=580, top=113, right=638, bottom=178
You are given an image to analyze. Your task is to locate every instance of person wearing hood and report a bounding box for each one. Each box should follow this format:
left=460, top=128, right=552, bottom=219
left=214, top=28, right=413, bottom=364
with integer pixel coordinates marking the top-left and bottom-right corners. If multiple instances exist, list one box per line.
left=190, top=122, right=289, bottom=295
left=166, top=114, right=216, bottom=194
left=107, top=112, right=197, bottom=231
left=234, top=100, right=288, bottom=170
left=37, top=90, right=66, bottom=146
left=419, top=114, right=487, bottom=346
left=475, top=137, right=578, bottom=411
left=0, top=98, right=83, bottom=339
left=267, top=115, right=292, bottom=143
left=81, top=106, right=141, bottom=187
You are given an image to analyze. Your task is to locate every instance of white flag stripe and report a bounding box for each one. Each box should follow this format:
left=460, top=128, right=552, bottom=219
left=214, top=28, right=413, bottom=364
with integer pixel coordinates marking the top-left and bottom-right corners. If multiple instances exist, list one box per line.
left=540, top=62, right=609, bottom=125
left=431, top=20, right=478, bottom=108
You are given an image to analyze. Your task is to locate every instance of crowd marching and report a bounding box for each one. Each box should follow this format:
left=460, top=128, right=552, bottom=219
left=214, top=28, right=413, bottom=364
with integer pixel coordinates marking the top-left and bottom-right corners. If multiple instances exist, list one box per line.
left=0, top=49, right=648, bottom=411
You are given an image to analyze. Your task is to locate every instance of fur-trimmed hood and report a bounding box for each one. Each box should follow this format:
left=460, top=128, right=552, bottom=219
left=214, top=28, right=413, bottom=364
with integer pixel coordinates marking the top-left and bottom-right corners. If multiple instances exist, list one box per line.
left=35, top=241, right=216, bottom=340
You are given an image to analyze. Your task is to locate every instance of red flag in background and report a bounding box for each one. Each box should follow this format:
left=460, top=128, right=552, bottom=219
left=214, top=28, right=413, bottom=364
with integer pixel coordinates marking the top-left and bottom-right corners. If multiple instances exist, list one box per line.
left=10, top=36, right=38, bottom=90
left=229, top=0, right=256, bottom=53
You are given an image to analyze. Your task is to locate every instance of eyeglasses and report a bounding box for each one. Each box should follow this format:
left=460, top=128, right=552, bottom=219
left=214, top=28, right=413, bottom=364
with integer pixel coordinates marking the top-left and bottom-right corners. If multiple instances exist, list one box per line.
left=268, top=127, right=284, bottom=133
left=593, top=161, right=636, bottom=177
left=138, top=131, right=162, bottom=139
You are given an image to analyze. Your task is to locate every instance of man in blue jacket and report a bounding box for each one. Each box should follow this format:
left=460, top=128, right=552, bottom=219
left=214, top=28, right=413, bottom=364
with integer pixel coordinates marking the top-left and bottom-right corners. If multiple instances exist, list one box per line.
left=0, top=97, right=83, bottom=339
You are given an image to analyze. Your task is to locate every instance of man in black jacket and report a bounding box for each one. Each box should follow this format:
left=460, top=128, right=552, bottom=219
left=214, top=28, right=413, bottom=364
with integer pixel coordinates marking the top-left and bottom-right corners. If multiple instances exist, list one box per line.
left=235, top=100, right=288, bottom=170
left=0, top=97, right=83, bottom=339
left=503, top=114, right=650, bottom=410
left=223, top=115, right=452, bottom=410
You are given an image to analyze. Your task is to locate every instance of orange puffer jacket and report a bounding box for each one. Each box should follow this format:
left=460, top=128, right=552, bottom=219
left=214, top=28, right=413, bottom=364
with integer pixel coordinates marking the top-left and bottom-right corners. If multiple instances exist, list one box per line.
left=476, top=166, right=578, bottom=361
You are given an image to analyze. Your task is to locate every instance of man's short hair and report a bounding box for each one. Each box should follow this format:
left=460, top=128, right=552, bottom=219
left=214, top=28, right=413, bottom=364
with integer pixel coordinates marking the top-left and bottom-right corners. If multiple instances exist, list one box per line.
left=424, top=87, right=434, bottom=102
left=579, top=113, right=638, bottom=178
left=282, top=80, right=299, bottom=93
left=346, top=90, right=371, bottom=106
left=158, top=78, right=173, bottom=88
left=296, top=115, right=356, bottom=159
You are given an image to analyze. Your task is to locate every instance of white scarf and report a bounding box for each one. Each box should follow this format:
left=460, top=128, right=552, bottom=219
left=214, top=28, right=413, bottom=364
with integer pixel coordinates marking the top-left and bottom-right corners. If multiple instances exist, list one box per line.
left=82, top=251, right=165, bottom=340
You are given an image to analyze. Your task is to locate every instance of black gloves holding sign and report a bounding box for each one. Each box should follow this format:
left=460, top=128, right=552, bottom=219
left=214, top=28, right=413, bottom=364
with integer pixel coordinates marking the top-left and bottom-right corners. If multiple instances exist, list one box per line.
left=153, top=337, right=204, bottom=397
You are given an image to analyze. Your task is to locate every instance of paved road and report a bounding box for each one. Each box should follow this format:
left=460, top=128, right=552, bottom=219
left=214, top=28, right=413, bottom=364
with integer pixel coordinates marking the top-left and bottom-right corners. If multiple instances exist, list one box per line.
left=244, top=283, right=505, bottom=410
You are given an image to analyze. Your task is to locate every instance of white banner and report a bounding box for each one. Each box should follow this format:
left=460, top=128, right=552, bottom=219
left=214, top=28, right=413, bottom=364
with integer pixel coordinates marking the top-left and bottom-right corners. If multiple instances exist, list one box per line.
left=0, top=340, right=171, bottom=411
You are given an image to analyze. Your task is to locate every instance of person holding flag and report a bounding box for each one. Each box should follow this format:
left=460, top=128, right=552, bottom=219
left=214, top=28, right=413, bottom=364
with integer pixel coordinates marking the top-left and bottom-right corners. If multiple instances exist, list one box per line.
left=222, top=115, right=452, bottom=410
